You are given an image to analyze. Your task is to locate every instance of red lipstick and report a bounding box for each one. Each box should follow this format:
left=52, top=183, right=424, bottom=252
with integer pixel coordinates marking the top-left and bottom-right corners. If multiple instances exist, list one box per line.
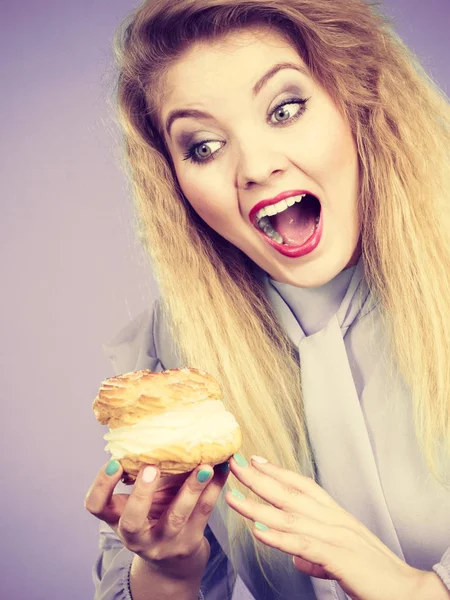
left=249, top=190, right=323, bottom=258
left=248, top=190, right=315, bottom=224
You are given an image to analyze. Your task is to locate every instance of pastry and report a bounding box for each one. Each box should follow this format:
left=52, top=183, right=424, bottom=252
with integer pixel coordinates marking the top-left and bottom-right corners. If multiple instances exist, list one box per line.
left=93, top=367, right=242, bottom=484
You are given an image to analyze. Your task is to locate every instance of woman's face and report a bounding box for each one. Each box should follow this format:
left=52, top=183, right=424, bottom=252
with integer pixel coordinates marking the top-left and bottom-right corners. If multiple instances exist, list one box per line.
left=160, top=27, right=361, bottom=287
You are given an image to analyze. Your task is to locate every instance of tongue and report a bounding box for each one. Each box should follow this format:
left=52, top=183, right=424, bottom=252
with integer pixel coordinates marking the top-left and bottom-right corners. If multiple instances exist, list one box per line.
left=271, top=201, right=317, bottom=246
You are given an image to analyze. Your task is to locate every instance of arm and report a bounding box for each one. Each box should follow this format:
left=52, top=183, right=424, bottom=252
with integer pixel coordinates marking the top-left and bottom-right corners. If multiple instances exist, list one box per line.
left=91, top=521, right=135, bottom=600
left=129, top=555, right=203, bottom=600
left=419, top=572, right=450, bottom=599
left=92, top=521, right=228, bottom=600
left=93, top=302, right=233, bottom=599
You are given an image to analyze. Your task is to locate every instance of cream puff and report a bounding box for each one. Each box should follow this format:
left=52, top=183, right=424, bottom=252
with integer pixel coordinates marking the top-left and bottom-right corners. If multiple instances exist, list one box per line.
left=93, top=367, right=242, bottom=484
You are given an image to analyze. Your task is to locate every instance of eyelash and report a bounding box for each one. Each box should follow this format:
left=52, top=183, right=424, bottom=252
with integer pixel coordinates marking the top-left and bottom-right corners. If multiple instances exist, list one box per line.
left=182, top=96, right=310, bottom=166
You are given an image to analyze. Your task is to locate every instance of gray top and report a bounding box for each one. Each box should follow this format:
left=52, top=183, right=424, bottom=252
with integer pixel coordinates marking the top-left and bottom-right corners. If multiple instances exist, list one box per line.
left=92, top=255, right=450, bottom=599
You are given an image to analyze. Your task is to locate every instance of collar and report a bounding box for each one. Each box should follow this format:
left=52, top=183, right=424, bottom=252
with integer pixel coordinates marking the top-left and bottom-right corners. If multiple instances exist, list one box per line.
left=257, top=255, right=379, bottom=346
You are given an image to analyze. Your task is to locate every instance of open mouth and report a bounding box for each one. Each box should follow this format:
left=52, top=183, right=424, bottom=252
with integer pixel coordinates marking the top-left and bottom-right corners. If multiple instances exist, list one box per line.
left=254, top=193, right=321, bottom=246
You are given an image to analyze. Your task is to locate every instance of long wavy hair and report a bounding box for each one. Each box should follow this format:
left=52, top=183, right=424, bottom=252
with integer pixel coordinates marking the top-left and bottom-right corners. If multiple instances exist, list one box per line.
left=109, top=0, right=450, bottom=592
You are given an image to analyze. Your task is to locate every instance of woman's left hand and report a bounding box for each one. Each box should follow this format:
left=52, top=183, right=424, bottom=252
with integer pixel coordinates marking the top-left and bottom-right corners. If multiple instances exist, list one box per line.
left=225, top=454, right=432, bottom=600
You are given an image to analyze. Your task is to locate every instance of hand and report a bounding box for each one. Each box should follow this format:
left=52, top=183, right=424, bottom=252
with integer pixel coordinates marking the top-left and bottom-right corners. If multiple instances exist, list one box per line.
left=84, top=459, right=230, bottom=581
left=226, top=454, right=427, bottom=600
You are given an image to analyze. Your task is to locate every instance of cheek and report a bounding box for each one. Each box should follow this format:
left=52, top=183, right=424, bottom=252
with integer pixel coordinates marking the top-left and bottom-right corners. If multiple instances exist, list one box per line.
left=178, top=170, right=232, bottom=225
left=297, top=111, right=357, bottom=176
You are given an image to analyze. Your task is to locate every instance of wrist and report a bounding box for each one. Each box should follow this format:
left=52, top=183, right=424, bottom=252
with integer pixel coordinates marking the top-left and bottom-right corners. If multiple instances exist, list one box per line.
left=415, top=569, right=450, bottom=600
left=132, top=554, right=205, bottom=584
left=130, top=555, right=204, bottom=600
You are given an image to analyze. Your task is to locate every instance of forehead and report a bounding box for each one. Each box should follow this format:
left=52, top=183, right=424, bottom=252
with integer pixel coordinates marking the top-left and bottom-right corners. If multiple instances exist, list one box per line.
left=161, top=27, right=306, bottom=104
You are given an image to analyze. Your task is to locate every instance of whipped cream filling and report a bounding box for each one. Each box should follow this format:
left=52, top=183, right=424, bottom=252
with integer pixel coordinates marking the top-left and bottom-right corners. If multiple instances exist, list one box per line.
left=103, top=399, right=239, bottom=459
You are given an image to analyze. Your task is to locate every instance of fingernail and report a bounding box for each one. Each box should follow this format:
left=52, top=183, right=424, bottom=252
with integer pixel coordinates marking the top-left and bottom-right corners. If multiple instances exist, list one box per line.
left=233, top=453, right=248, bottom=468
left=197, top=468, right=212, bottom=483
left=142, top=466, right=157, bottom=483
left=218, top=461, right=230, bottom=473
left=255, top=522, right=269, bottom=531
left=251, top=455, right=268, bottom=464
left=231, top=488, right=246, bottom=500
left=105, top=459, right=120, bottom=476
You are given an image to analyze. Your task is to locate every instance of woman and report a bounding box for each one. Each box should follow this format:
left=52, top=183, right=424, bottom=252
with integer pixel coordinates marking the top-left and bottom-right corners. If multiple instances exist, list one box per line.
left=84, top=0, right=450, bottom=598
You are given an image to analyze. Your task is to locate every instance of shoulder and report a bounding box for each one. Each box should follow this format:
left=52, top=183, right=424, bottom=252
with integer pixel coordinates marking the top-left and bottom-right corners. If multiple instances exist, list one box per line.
left=102, top=298, right=162, bottom=375
left=102, top=298, right=183, bottom=375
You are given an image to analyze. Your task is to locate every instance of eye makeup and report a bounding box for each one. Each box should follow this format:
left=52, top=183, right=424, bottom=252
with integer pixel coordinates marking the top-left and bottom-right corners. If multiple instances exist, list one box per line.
left=181, top=94, right=311, bottom=165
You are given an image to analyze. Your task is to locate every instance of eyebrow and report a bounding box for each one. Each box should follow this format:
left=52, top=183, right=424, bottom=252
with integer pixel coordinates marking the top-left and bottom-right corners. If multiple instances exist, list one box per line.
left=165, top=62, right=308, bottom=138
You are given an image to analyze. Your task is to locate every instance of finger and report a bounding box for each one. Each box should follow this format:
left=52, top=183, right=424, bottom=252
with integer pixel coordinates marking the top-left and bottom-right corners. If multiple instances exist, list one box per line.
left=226, top=490, right=336, bottom=542
left=230, top=455, right=341, bottom=526
left=225, top=490, right=353, bottom=558
left=240, top=458, right=395, bottom=556
left=248, top=456, right=342, bottom=510
left=225, top=484, right=389, bottom=572
left=251, top=524, right=351, bottom=581
left=231, top=457, right=395, bottom=563
left=84, top=460, right=126, bottom=526
left=187, top=461, right=231, bottom=529
left=150, top=462, right=230, bottom=521
left=155, top=463, right=216, bottom=539
left=119, top=465, right=160, bottom=545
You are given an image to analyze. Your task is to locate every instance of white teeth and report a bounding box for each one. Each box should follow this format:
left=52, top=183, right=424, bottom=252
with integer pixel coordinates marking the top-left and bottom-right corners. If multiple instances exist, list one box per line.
left=254, top=193, right=321, bottom=245
left=265, top=204, right=278, bottom=216
left=255, top=194, right=305, bottom=222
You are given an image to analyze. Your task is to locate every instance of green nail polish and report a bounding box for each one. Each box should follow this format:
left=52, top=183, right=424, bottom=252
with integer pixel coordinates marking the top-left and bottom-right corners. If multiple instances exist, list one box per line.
left=197, top=469, right=212, bottom=483
left=105, top=459, right=120, bottom=476
left=233, top=453, right=248, bottom=468
left=231, top=488, right=246, bottom=500
left=255, top=522, right=269, bottom=532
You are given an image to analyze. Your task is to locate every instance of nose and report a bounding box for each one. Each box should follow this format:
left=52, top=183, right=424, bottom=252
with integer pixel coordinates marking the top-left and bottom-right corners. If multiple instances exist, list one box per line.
left=236, top=140, right=288, bottom=190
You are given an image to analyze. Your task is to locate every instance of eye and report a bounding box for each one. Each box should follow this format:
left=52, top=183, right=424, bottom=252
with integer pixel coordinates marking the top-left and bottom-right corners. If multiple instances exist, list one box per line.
left=269, top=97, right=309, bottom=125
left=181, top=96, right=310, bottom=166
left=183, top=140, right=223, bottom=165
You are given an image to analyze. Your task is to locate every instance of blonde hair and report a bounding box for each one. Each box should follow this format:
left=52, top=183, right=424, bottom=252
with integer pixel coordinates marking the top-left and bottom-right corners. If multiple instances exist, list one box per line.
left=110, top=0, right=450, bottom=593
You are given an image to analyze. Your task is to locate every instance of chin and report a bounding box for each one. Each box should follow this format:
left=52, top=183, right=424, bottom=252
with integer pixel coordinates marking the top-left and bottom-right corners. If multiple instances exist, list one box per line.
left=268, top=251, right=360, bottom=288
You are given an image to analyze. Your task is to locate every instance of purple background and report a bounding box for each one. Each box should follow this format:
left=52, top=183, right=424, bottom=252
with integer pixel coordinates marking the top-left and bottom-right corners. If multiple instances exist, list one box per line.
left=1, top=1, right=448, bottom=598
